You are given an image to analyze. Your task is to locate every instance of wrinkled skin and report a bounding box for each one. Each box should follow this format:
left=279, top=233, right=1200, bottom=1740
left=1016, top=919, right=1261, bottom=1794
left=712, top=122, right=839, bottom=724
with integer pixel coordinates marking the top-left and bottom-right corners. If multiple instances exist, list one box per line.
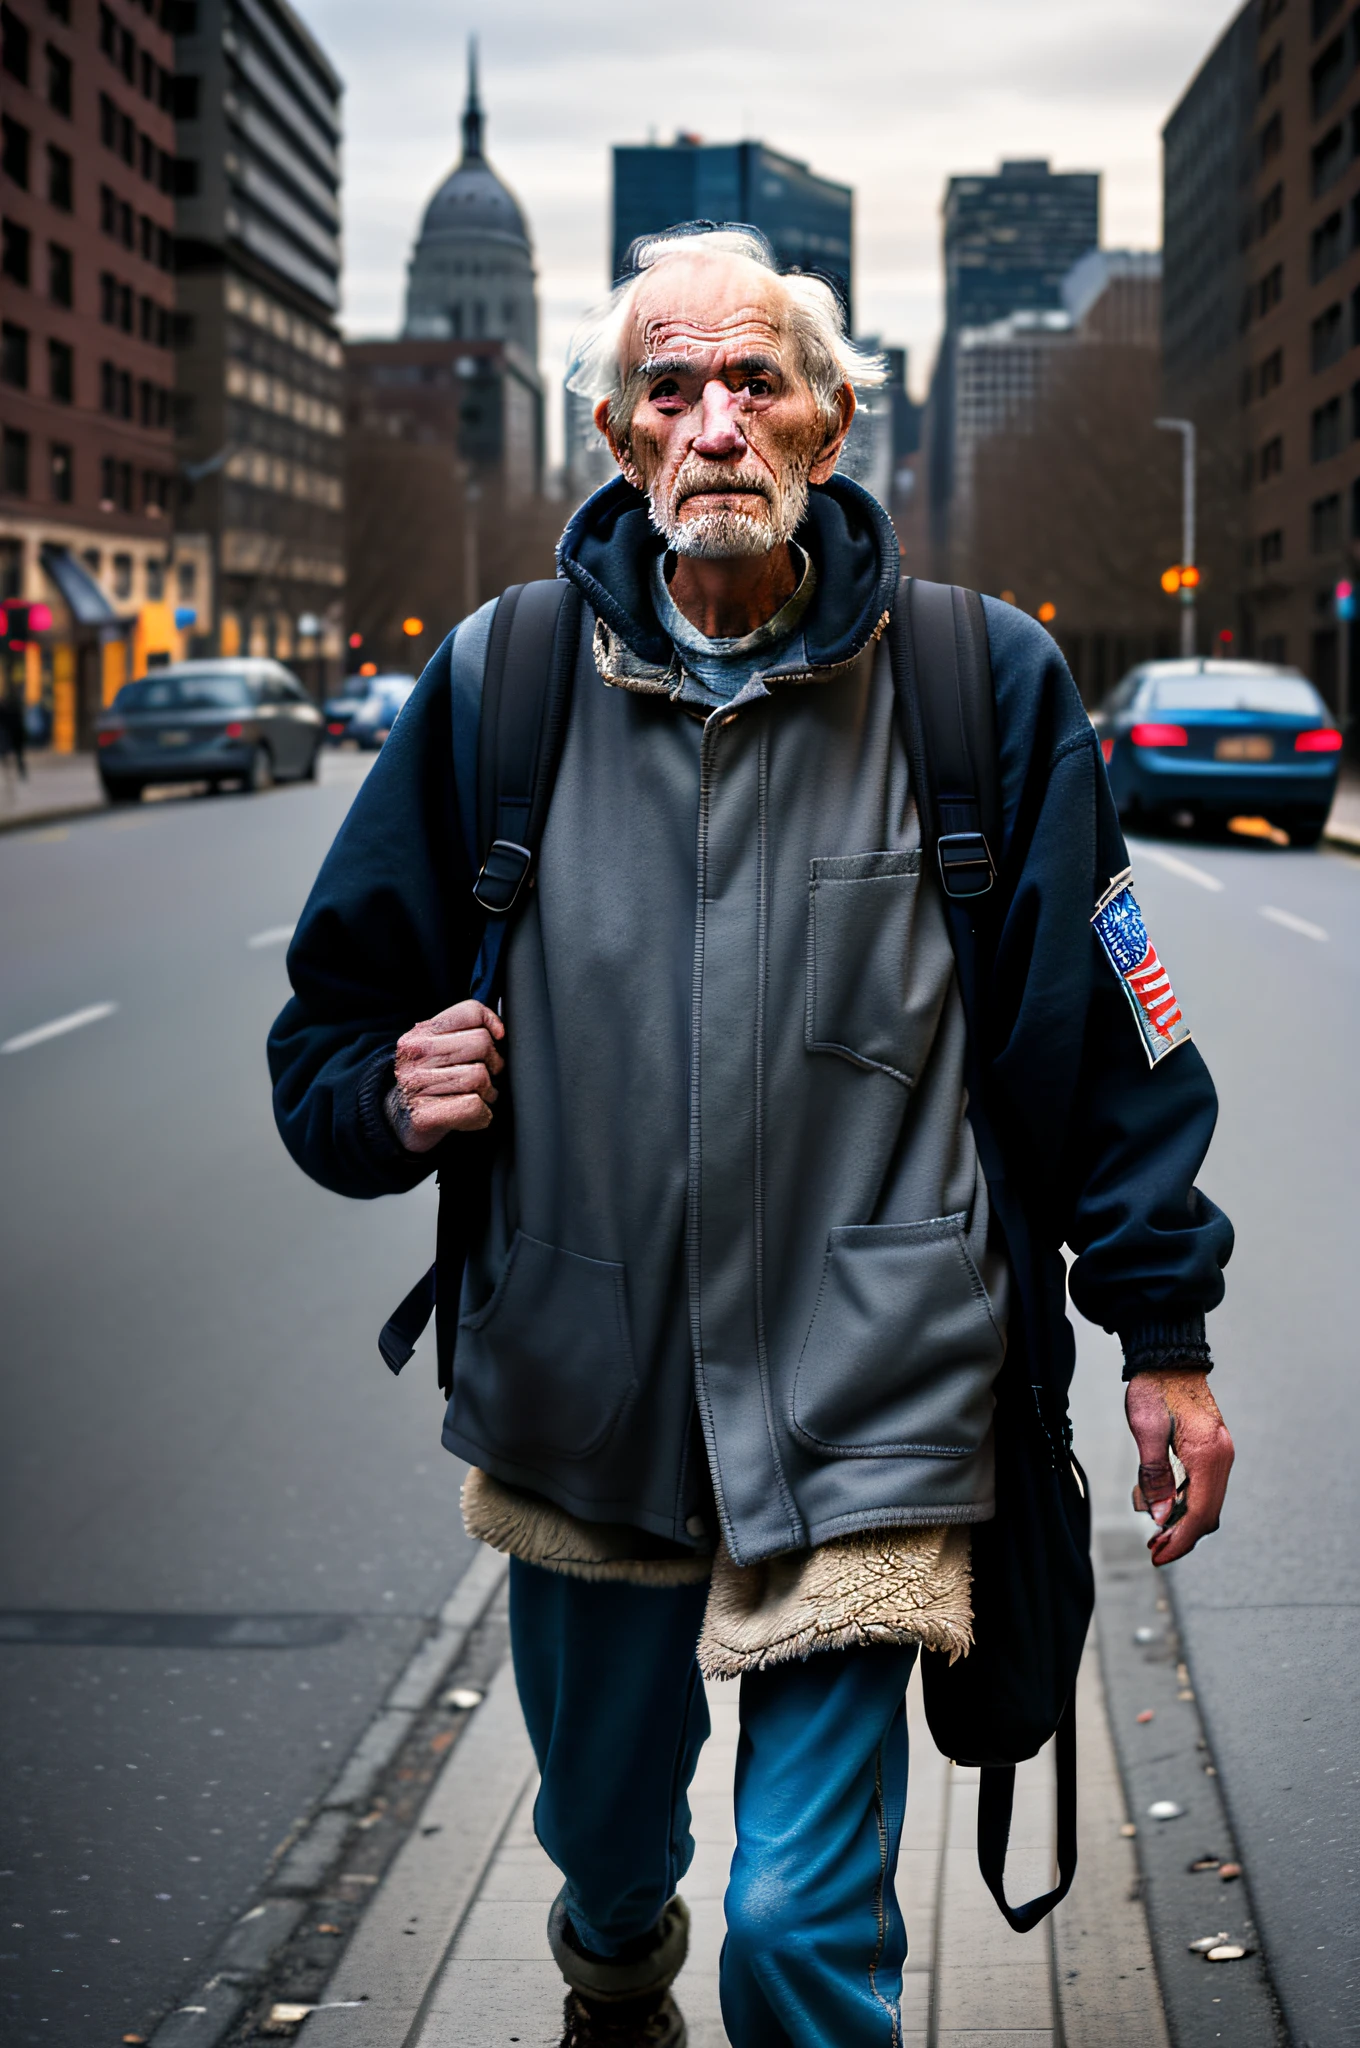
left=390, top=249, right=1235, bottom=1566
left=1126, top=1367, right=1235, bottom=1566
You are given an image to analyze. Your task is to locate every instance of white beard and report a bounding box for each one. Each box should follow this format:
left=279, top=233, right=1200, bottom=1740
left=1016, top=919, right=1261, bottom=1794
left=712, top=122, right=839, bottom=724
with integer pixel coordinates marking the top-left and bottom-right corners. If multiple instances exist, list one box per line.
left=648, top=457, right=810, bottom=560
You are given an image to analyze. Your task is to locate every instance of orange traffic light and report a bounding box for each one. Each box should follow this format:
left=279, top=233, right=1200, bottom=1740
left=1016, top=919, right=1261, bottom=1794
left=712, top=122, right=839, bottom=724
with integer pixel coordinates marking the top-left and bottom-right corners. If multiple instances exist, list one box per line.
left=402, top=616, right=425, bottom=637
left=1180, top=564, right=1201, bottom=589
left=1037, top=601, right=1056, bottom=624
left=1161, top=567, right=1181, bottom=594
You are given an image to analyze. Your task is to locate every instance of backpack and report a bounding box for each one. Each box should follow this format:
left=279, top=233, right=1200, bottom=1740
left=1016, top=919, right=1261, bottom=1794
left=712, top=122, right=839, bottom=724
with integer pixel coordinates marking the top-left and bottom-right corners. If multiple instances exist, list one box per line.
left=380, top=573, right=1093, bottom=1933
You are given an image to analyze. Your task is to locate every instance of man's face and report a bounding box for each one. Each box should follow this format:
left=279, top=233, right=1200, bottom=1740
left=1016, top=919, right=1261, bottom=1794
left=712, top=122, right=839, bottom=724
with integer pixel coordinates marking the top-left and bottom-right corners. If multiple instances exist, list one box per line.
left=595, top=254, right=850, bottom=560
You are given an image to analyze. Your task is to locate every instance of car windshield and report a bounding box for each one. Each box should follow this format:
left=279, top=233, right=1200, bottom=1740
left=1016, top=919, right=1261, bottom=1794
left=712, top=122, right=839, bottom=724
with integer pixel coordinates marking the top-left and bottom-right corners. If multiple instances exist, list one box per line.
left=1150, top=674, right=1324, bottom=717
left=117, top=674, right=253, bottom=711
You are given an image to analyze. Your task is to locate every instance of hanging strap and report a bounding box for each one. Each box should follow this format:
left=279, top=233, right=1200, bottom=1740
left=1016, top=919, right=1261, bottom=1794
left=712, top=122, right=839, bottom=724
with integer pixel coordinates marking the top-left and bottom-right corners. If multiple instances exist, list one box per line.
left=976, top=1691, right=1079, bottom=1933
left=888, top=578, right=999, bottom=900
left=469, top=579, right=583, bottom=1004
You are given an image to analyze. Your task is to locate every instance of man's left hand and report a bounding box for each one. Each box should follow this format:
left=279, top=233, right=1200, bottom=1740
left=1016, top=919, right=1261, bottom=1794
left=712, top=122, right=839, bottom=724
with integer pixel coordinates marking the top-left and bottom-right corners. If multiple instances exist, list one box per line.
left=1125, top=1368, right=1234, bottom=1567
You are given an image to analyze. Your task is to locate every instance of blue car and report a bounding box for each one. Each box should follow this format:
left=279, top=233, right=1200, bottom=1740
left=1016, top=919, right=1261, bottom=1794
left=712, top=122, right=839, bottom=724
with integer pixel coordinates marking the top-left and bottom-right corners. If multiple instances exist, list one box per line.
left=346, top=674, right=417, bottom=750
left=1091, top=659, right=1343, bottom=847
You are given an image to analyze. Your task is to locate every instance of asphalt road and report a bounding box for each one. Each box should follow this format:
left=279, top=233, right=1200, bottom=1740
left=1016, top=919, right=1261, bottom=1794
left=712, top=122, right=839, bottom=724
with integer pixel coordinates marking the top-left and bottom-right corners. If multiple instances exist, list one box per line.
left=0, top=758, right=477, bottom=2046
left=2, top=761, right=1356, bottom=2045
left=1067, top=828, right=1360, bottom=2047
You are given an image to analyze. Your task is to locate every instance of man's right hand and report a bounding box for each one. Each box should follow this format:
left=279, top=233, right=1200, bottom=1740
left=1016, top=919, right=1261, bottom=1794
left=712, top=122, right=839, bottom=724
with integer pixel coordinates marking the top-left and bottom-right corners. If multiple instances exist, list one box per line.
left=385, top=1001, right=505, bottom=1153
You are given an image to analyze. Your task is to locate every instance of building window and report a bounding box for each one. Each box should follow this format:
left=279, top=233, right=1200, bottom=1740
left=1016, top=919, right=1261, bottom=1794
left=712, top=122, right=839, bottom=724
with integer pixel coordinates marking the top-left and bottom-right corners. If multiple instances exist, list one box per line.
left=1312, top=301, right=1345, bottom=369
left=1260, top=43, right=1283, bottom=96
left=2, top=215, right=31, bottom=286
left=100, top=360, right=133, bottom=418
left=1260, top=528, right=1285, bottom=566
left=1259, top=183, right=1284, bottom=236
left=1312, top=0, right=1342, bottom=34
left=1313, top=396, right=1343, bottom=460
left=146, top=554, right=164, bottom=596
left=1311, top=29, right=1355, bottom=117
left=1259, top=347, right=1284, bottom=396
left=1, top=5, right=30, bottom=86
left=1257, top=263, right=1284, bottom=317
left=1, top=320, right=27, bottom=387
left=177, top=559, right=196, bottom=602
left=100, top=456, right=133, bottom=511
left=1259, top=111, right=1284, bottom=164
left=46, top=42, right=71, bottom=116
left=1312, top=210, right=1345, bottom=280
left=48, top=335, right=72, bottom=402
left=2, top=113, right=29, bottom=187
left=143, top=470, right=168, bottom=514
left=81, top=546, right=100, bottom=575
left=50, top=440, right=72, bottom=500
left=112, top=551, right=133, bottom=597
left=1261, top=434, right=1284, bottom=477
left=1311, top=121, right=1348, bottom=193
left=1311, top=492, right=1342, bottom=550
left=46, top=141, right=72, bottom=209
left=172, top=73, right=199, bottom=119
left=2, top=425, right=29, bottom=496
left=1352, top=477, right=1360, bottom=538
left=48, top=240, right=72, bottom=305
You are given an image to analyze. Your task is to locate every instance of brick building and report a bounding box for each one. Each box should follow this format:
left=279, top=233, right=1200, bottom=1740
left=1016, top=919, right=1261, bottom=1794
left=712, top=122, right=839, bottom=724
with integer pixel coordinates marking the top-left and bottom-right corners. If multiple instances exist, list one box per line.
left=1164, top=0, right=1360, bottom=718
left=1, top=0, right=210, bottom=748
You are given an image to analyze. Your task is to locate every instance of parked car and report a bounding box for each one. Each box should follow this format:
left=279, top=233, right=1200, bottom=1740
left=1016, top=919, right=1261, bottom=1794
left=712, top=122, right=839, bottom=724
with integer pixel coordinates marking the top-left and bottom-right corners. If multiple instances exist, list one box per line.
left=346, top=673, right=417, bottom=750
left=321, top=685, right=371, bottom=744
left=1091, top=658, right=1343, bottom=846
left=96, top=659, right=324, bottom=802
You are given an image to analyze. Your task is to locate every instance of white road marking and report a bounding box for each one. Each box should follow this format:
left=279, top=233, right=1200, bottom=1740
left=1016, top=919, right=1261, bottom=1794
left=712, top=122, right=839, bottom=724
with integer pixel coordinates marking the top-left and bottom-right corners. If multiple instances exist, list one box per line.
left=1260, top=905, right=1328, bottom=942
left=1, top=1002, right=119, bottom=1054
left=247, top=925, right=295, bottom=949
left=1127, top=841, right=1225, bottom=893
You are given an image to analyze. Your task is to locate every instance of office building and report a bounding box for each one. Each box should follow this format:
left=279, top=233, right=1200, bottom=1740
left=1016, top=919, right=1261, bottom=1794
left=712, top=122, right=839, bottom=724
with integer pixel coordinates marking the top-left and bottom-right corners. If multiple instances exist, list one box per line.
left=612, top=136, right=854, bottom=321
left=0, top=0, right=211, bottom=748
left=1164, top=0, right=1360, bottom=708
left=172, top=0, right=344, bottom=682
left=927, top=159, right=1100, bottom=570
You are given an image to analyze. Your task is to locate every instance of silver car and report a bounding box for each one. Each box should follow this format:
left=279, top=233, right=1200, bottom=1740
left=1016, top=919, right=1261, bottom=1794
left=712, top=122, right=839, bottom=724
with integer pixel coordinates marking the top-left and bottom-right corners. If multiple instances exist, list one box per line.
left=96, top=659, right=324, bottom=802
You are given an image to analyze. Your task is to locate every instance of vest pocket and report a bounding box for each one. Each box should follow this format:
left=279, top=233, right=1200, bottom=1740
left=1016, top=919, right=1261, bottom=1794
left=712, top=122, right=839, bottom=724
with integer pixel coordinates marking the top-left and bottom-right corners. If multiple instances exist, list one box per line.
left=805, top=851, right=946, bottom=1087
left=454, top=1232, right=637, bottom=1462
left=791, top=1215, right=1003, bottom=1459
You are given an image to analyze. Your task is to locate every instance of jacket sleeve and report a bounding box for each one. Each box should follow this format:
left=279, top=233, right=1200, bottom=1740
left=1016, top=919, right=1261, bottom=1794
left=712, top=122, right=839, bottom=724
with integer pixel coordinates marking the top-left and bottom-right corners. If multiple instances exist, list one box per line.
left=981, top=601, right=1234, bottom=1375
left=267, top=631, right=483, bottom=1199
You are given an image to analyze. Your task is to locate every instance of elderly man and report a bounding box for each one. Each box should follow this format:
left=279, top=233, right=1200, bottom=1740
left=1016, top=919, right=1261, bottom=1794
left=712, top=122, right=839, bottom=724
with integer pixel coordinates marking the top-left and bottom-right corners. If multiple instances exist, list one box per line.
left=270, top=227, right=1234, bottom=2048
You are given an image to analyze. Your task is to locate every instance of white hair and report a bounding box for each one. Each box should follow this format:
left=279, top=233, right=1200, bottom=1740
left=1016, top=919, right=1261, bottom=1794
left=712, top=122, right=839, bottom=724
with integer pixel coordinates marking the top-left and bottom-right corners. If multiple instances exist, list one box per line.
left=564, top=223, right=886, bottom=443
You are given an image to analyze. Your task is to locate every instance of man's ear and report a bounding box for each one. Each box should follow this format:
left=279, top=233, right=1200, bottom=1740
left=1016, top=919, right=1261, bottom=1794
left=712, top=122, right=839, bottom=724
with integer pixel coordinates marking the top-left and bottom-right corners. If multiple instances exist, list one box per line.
left=593, top=397, right=643, bottom=489
left=808, top=384, right=857, bottom=485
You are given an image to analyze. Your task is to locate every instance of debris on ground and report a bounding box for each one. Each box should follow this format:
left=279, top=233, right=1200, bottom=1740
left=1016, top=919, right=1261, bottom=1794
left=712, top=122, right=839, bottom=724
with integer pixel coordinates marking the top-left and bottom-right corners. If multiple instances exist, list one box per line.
left=1148, top=1799, right=1185, bottom=1821
left=443, top=1685, right=484, bottom=1710
left=1136, top=1709, right=1155, bottom=1723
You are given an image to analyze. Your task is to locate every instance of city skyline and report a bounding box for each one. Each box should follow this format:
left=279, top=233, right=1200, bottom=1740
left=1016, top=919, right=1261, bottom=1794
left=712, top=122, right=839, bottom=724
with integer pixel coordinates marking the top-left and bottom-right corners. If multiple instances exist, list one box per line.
left=303, top=0, right=1246, bottom=461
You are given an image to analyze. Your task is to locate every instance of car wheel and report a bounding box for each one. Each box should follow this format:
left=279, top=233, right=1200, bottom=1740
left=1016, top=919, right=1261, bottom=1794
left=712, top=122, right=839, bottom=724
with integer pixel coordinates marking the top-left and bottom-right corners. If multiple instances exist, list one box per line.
left=100, top=776, right=141, bottom=804
left=1287, top=818, right=1325, bottom=849
left=245, top=744, right=274, bottom=794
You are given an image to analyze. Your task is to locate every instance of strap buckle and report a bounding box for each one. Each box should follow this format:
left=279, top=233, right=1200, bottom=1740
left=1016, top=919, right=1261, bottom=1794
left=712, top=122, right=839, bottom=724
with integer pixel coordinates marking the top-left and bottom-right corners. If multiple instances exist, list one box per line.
left=937, top=830, right=995, bottom=900
left=473, top=839, right=533, bottom=914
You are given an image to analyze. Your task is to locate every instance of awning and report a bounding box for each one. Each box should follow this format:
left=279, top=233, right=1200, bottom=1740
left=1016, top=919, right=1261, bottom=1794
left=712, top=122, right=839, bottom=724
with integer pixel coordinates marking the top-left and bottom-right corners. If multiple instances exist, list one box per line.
left=39, top=543, right=121, bottom=628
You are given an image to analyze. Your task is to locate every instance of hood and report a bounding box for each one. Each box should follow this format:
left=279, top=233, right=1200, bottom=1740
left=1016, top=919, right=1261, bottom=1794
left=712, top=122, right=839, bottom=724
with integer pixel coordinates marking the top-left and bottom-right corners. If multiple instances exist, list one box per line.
left=557, top=472, right=901, bottom=676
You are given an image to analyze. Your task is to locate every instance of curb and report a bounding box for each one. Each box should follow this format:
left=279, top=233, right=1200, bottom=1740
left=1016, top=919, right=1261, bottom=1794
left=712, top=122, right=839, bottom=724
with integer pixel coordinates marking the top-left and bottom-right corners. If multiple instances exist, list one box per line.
left=1322, top=818, right=1360, bottom=852
left=0, top=797, right=107, bottom=835
left=146, top=1548, right=509, bottom=2048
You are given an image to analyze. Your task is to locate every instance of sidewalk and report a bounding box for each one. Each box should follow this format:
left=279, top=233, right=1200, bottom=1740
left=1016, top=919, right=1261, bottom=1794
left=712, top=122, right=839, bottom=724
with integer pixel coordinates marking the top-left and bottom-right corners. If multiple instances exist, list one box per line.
left=0, top=749, right=105, bottom=831
left=296, top=1572, right=1170, bottom=2048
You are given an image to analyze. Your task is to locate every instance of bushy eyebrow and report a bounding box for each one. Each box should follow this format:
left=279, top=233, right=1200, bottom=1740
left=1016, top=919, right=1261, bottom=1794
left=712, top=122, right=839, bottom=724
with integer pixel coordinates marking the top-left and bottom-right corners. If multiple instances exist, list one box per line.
left=639, top=352, right=783, bottom=384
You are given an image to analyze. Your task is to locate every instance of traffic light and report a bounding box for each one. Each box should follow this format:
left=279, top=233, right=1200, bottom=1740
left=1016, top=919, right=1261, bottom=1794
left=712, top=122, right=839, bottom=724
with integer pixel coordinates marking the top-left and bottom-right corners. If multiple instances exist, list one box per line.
left=0, top=601, right=53, bottom=645
left=402, top=616, right=424, bottom=637
left=1336, top=578, right=1355, bottom=620
left=1161, top=565, right=1199, bottom=594
left=1161, top=567, right=1181, bottom=594
left=1180, top=564, right=1201, bottom=589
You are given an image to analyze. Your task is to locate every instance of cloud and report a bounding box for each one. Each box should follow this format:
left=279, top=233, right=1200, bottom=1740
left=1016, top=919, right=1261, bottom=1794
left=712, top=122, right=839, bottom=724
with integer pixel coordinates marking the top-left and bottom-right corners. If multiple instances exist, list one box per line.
left=301, top=0, right=1239, bottom=455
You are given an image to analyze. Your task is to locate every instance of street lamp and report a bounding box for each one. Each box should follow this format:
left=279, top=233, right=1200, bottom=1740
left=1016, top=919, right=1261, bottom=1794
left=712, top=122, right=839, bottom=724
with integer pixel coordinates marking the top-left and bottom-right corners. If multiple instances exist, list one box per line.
left=1155, top=417, right=1197, bottom=658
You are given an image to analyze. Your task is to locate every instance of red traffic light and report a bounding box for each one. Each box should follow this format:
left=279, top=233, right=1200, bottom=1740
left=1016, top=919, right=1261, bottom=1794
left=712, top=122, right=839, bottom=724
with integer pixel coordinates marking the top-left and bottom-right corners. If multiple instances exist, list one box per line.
left=348, top=632, right=363, bottom=649
left=0, top=600, right=53, bottom=642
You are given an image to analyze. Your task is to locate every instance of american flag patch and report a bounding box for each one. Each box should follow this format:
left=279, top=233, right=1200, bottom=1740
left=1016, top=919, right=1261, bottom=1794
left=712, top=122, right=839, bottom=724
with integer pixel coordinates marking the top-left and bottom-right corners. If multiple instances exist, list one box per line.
left=1091, top=868, right=1192, bottom=1067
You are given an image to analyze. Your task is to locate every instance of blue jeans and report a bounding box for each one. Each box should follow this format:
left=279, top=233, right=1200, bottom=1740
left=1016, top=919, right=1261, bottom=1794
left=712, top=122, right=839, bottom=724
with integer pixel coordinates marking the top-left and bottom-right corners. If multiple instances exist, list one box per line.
left=509, top=1558, right=918, bottom=2047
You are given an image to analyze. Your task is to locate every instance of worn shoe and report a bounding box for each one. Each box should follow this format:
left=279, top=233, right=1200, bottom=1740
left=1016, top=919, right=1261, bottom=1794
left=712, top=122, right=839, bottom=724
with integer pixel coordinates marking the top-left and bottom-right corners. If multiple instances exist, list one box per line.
left=560, top=1987, right=687, bottom=2047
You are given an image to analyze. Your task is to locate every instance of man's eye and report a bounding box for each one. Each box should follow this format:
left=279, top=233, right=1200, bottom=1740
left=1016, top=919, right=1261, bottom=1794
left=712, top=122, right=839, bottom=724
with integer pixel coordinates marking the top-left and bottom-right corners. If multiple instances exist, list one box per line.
left=650, top=380, right=682, bottom=403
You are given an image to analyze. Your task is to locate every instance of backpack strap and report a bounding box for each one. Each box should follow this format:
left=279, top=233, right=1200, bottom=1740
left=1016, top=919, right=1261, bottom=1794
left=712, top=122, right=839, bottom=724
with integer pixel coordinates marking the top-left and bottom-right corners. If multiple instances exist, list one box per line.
left=469, top=578, right=583, bottom=1004
left=888, top=578, right=999, bottom=899
left=890, top=576, right=1080, bottom=1934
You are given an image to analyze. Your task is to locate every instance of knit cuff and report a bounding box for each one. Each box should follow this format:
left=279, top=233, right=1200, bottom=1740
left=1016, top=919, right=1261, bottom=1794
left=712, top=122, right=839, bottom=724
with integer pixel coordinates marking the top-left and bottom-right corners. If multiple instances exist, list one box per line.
left=355, top=1043, right=413, bottom=1175
left=1119, top=1314, right=1213, bottom=1382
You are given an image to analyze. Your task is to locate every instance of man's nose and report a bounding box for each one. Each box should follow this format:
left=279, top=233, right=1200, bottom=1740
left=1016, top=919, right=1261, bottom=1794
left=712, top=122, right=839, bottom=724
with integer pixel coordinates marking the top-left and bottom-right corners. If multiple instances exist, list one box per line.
left=691, top=380, right=748, bottom=459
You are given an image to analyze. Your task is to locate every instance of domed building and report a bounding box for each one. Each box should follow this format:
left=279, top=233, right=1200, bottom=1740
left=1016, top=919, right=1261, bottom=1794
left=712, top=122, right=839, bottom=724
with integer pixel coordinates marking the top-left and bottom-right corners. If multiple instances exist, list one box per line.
left=403, top=44, right=539, bottom=362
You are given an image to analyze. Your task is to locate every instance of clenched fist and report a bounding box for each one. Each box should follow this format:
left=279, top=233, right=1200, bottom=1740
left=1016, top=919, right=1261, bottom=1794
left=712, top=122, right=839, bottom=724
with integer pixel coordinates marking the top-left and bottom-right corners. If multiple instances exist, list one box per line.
left=384, top=1000, right=506, bottom=1153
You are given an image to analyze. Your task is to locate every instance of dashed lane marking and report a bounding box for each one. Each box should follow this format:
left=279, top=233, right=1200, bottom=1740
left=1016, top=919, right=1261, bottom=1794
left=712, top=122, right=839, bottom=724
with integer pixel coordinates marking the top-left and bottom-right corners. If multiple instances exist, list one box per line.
left=1, top=1001, right=119, bottom=1054
left=247, top=925, right=295, bottom=949
left=1260, top=904, right=1329, bottom=942
left=1126, top=841, right=1226, bottom=893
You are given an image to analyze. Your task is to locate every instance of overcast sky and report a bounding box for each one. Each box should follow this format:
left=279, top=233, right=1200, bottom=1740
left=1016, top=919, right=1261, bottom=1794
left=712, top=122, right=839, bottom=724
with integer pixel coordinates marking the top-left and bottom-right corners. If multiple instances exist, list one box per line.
left=301, top=0, right=1240, bottom=461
